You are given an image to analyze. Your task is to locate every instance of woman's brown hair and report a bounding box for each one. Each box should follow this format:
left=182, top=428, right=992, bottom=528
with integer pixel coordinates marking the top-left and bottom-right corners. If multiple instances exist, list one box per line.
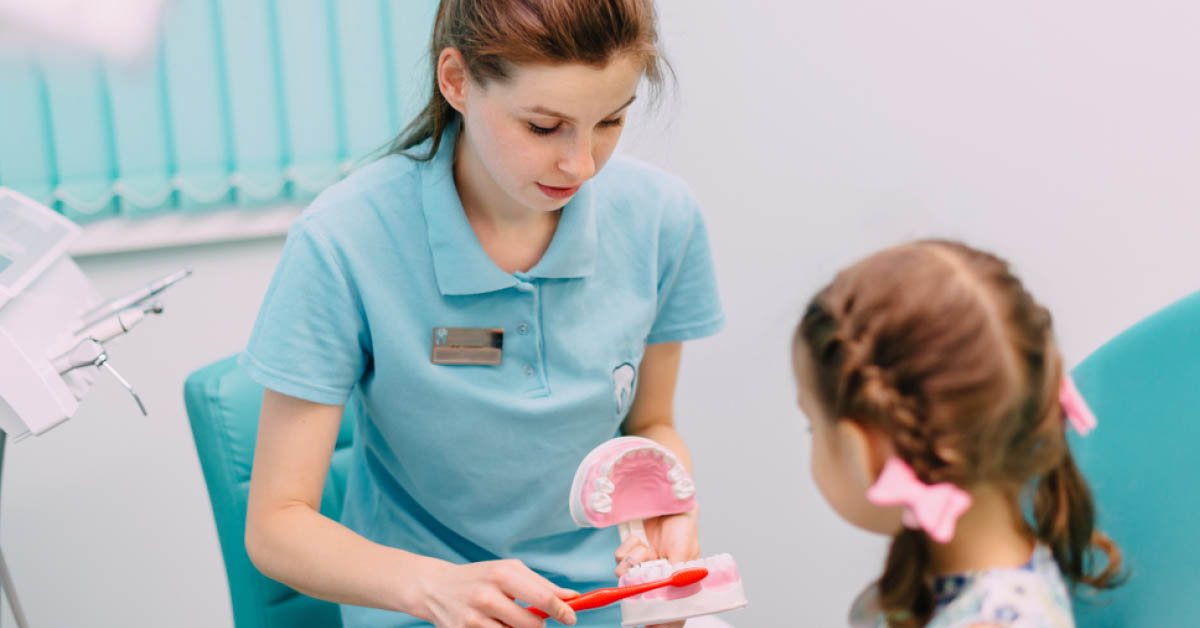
left=388, top=0, right=669, bottom=160
left=795, top=239, right=1122, bottom=627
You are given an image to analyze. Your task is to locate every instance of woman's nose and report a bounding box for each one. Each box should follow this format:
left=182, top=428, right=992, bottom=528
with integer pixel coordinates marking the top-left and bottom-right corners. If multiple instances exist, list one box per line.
left=558, top=134, right=596, bottom=181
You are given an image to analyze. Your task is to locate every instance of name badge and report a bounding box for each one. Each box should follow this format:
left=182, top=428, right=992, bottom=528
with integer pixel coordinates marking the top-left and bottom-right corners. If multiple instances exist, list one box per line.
left=431, top=327, right=503, bottom=366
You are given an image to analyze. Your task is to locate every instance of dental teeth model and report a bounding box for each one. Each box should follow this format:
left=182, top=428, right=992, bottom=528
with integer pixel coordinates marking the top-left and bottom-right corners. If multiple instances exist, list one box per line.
left=568, top=437, right=747, bottom=626
left=570, top=436, right=697, bottom=537
left=618, top=555, right=746, bottom=627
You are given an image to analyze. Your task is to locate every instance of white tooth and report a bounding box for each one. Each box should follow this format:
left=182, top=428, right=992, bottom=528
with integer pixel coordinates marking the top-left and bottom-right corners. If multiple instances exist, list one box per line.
left=626, top=565, right=642, bottom=584
left=667, top=464, right=688, bottom=482
left=589, top=492, right=612, bottom=513
left=646, top=559, right=668, bottom=579
left=594, top=476, right=615, bottom=493
left=672, top=478, right=695, bottom=499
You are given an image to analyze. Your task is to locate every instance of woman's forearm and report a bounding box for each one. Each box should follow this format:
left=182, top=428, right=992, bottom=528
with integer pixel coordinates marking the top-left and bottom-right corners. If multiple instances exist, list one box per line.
left=245, top=503, right=445, bottom=618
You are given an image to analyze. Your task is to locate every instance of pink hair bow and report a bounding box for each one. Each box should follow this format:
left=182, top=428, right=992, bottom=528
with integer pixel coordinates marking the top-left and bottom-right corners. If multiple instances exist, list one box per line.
left=866, top=457, right=971, bottom=544
left=1060, top=374, right=1097, bottom=436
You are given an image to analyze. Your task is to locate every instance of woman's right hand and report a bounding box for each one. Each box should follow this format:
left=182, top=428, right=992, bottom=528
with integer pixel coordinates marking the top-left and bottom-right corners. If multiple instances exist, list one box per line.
left=419, top=559, right=579, bottom=627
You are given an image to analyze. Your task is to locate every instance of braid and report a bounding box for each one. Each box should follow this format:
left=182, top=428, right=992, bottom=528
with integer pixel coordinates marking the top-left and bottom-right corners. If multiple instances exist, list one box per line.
left=823, top=303, right=943, bottom=624
left=796, top=239, right=1125, bottom=626
left=879, top=529, right=935, bottom=628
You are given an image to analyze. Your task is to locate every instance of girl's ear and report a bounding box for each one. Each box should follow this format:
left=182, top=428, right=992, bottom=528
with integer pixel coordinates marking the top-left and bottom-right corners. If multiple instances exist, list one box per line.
left=835, top=419, right=894, bottom=489
left=437, top=47, right=470, bottom=114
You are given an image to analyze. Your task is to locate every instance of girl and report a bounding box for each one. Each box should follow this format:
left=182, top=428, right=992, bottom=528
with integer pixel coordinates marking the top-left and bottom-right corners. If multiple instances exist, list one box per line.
left=241, top=1, right=722, bottom=627
left=792, top=240, right=1121, bottom=627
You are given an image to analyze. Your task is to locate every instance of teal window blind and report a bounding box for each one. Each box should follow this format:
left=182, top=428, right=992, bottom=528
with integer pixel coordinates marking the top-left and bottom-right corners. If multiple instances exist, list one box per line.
left=0, top=0, right=437, bottom=223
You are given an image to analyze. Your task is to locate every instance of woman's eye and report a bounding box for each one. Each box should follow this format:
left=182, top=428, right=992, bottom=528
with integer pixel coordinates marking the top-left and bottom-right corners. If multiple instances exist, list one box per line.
left=599, top=117, right=625, bottom=128
left=528, top=122, right=559, bottom=135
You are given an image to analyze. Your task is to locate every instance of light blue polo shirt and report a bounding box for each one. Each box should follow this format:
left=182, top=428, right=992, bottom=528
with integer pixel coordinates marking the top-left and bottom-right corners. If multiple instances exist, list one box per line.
left=240, top=120, right=724, bottom=627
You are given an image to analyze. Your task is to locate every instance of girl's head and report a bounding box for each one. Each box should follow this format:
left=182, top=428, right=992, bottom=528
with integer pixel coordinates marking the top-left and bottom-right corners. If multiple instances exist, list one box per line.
left=792, top=240, right=1120, bottom=625
left=391, top=0, right=667, bottom=212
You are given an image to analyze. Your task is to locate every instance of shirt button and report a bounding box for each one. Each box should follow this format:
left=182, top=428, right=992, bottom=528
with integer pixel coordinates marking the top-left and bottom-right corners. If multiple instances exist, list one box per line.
left=517, top=323, right=529, bottom=335
left=524, top=365, right=535, bottom=376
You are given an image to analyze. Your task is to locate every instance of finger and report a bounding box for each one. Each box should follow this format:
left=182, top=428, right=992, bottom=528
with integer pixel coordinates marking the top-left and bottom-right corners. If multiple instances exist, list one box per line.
left=658, top=517, right=701, bottom=564
left=616, top=543, right=656, bottom=577
left=463, top=609, right=508, bottom=628
left=614, top=535, right=645, bottom=563
left=661, top=534, right=698, bottom=565
left=498, top=566, right=578, bottom=626
left=484, top=591, right=550, bottom=628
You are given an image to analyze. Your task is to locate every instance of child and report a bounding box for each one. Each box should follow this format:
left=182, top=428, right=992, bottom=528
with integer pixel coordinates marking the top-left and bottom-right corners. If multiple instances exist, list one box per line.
left=791, top=239, right=1121, bottom=627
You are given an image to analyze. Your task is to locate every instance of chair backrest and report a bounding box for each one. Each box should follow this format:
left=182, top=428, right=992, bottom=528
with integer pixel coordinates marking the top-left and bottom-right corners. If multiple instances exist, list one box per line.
left=184, top=355, right=359, bottom=628
left=1070, top=290, right=1200, bottom=626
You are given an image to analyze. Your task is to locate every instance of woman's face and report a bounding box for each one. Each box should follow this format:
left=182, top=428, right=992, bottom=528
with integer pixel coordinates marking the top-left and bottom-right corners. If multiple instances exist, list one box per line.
left=457, top=53, right=644, bottom=212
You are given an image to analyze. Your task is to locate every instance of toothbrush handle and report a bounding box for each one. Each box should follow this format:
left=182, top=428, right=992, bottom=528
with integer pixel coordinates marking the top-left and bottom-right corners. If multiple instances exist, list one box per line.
left=527, top=578, right=670, bottom=618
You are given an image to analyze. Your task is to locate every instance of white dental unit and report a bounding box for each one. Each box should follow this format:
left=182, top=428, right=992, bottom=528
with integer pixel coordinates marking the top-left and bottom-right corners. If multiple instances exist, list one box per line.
left=0, top=187, right=188, bottom=627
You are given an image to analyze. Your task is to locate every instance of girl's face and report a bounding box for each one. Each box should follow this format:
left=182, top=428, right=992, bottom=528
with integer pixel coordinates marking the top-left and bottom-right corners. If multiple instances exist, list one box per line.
left=792, top=345, right=905, bottom=536
left=458, top=54, right=644, bottom=212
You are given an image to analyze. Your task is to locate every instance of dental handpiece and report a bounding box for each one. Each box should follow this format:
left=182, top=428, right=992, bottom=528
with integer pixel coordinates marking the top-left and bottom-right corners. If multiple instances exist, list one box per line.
left=74, top=267, right=190, bottom=333
left=76, top=301, right=163, bottom=345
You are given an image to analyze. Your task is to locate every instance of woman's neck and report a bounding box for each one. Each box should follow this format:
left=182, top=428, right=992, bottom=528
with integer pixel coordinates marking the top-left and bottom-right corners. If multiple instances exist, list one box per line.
left=929, top=484, right=1035, bottom=575
left=453, top=130, right=560, bottom=274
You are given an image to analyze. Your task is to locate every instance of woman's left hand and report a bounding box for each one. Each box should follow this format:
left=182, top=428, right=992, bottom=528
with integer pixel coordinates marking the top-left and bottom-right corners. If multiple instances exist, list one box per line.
left=613, top=508, right=700, bottom=628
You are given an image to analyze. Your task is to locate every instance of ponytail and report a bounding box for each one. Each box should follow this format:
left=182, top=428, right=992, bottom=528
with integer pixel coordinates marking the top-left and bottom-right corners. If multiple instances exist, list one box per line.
left=878, top=528, right=934, bottom=628
left=1033, top=448, right=1123, bottom=590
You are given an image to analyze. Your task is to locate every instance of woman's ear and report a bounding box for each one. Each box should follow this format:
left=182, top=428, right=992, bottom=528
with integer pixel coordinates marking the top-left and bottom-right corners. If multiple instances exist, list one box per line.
left=437, top=47, right=470, bottom=114
left=835, top=419, right=893, bottom=490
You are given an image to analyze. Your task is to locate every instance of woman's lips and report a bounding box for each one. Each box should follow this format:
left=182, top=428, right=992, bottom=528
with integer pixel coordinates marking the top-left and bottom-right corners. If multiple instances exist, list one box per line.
left=537, top=182, right=580, bottom=199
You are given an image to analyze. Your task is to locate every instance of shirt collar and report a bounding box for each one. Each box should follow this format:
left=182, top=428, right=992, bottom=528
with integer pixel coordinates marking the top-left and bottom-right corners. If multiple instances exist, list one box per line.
left=420, top=119, right=597, bottom=296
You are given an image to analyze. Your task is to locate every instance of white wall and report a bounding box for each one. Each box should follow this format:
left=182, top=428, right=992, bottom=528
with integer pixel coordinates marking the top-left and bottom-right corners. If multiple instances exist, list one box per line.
left=5, top=1, right=1200, bottom=626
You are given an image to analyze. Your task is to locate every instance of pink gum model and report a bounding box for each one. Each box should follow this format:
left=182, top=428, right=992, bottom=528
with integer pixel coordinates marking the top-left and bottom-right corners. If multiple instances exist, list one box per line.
left=569, top=436, right=696, bottom=533
left=568, top=437, right=748, bottom=625
left=618, top=555, right=747, bottom=626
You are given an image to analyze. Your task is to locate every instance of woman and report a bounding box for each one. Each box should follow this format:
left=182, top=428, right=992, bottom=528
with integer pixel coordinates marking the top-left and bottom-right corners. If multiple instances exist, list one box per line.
left=242, top=2, right=723, bottom=626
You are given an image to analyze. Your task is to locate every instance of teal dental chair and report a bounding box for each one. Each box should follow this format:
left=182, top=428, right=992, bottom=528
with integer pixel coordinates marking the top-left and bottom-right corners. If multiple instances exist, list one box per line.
left=1070, top=289, right=1200, bottom=626
left=184, top=355, right=358, bottom=628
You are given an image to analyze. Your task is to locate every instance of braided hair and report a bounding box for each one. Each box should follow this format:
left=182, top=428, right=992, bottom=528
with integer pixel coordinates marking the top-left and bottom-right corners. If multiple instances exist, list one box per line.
left=795, top=240, right=1121, bottom=627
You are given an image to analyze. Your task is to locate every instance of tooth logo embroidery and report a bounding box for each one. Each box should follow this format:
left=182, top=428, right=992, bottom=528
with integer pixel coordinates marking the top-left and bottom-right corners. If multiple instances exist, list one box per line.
left=613, top=363, right=636, bottom=415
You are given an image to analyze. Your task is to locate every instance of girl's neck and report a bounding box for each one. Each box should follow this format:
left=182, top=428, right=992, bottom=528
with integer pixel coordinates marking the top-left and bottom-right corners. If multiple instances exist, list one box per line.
left=929, top=484, right=1035, bottom=575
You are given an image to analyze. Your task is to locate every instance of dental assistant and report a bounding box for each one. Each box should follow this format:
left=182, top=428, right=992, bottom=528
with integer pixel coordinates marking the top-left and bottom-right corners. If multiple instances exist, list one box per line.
left=240, top=2, right=723, bottom=627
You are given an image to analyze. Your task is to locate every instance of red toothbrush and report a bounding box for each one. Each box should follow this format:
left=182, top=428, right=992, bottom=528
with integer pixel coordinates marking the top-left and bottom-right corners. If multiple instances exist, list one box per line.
left=527, top=567, right=709, bottom=619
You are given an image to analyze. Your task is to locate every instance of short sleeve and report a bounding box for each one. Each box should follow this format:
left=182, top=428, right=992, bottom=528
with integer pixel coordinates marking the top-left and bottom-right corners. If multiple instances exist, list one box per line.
left=646, top=188, right=725, bottom=345
left=239, top=219, right=369, bottom=406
